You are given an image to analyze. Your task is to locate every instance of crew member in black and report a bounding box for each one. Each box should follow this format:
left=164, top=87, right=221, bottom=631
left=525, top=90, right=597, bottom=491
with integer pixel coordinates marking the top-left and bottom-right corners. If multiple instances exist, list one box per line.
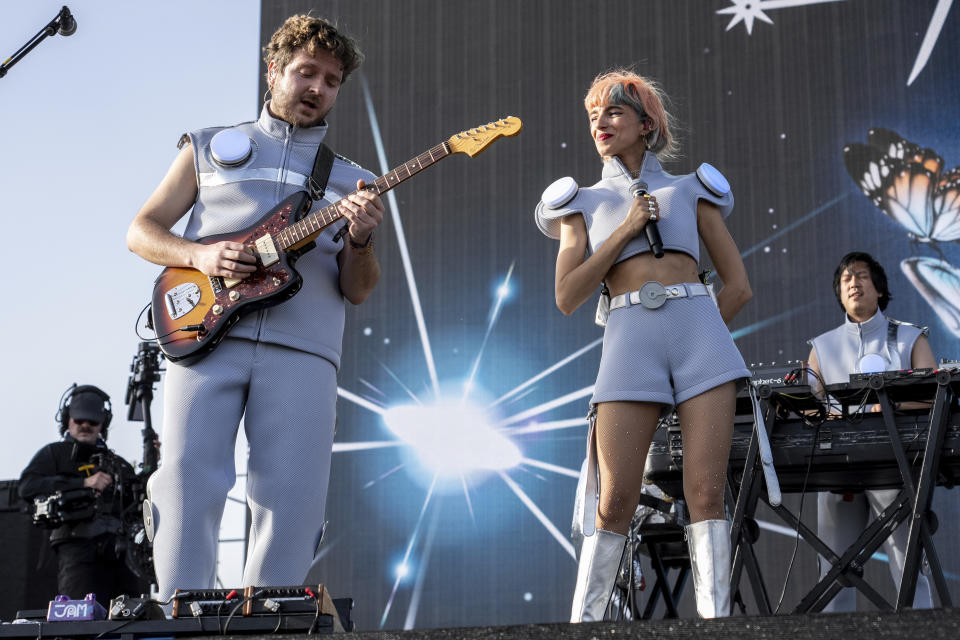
left=19, top=385, right=147, bottom=602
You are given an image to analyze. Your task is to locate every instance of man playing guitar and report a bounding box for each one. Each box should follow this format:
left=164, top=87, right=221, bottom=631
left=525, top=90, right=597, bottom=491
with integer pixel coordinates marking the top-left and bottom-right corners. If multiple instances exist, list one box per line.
left=126, top=14, right=384, bottom=599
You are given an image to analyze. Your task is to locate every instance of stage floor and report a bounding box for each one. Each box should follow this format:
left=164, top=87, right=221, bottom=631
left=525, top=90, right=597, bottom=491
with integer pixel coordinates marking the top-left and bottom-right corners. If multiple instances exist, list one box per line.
left=3, top=606, right=957, bottom=640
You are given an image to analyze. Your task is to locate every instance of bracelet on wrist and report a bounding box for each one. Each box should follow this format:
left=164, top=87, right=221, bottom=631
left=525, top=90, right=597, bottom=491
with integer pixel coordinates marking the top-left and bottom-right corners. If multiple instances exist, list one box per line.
left=349, top=232, right=374, bottom=254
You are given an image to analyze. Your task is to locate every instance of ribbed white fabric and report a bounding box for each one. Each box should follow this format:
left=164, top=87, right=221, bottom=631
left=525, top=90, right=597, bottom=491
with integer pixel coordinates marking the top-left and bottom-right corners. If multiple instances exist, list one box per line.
left=149, top=338, right=337, bottom=599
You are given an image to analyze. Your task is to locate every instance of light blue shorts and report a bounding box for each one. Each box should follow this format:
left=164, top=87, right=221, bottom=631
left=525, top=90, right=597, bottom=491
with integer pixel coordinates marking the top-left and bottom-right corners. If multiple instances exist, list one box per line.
left=591, top=289, right=749, bottom=406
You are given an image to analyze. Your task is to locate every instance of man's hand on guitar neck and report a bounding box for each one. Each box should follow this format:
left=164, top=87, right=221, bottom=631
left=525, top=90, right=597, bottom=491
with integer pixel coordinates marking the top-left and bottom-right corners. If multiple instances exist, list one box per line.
left=190, top=241, right=257, bottom=280
left=337, top=179, right=384, bottom=305
left=340, top=179, right=385, bottom=246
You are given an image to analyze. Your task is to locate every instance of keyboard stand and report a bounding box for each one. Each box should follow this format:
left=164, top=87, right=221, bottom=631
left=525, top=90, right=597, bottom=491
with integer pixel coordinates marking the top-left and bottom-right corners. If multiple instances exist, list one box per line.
left=728, top=371, right=956, bottom=613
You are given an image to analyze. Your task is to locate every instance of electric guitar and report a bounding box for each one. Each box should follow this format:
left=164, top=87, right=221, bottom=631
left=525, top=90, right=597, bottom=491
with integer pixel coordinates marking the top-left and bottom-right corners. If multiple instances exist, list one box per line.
left=151, top=116, right=522, bottom=362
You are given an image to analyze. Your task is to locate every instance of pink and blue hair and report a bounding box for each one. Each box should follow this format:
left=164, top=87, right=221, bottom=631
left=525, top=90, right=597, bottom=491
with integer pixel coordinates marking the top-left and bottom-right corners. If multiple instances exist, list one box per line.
left=584, top=70, right=678, bottom=158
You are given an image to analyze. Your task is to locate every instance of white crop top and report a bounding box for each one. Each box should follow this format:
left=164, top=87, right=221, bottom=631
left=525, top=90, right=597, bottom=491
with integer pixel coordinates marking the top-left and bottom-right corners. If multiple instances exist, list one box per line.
left=535, top=152, right=734, bottom=264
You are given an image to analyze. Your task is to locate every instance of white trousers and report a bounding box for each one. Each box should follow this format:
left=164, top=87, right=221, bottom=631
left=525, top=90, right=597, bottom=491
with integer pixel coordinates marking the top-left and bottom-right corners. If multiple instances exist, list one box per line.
left=149, top=338, right=338, bottom=599
left=818, top=489, right=933, bottom=611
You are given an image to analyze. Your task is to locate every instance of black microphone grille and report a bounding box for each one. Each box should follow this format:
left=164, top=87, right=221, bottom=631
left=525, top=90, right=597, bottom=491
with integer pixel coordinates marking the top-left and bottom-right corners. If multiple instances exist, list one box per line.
left=58, top=7, right=77, bottom=37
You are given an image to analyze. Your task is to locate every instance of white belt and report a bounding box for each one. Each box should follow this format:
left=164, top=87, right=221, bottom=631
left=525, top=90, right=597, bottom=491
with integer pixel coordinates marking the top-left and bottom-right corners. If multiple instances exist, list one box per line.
left=609, top=281, right=709, bottom=311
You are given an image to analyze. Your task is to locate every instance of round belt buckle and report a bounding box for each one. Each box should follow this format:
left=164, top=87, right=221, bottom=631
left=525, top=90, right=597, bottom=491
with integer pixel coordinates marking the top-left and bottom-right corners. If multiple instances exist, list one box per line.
left=638, top=281, right=667, bottom=309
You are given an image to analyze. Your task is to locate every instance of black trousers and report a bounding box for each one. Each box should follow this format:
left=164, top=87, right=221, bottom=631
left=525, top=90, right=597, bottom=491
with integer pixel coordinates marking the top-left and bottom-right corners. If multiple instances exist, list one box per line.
left=54, top=535, right=147, bottom=603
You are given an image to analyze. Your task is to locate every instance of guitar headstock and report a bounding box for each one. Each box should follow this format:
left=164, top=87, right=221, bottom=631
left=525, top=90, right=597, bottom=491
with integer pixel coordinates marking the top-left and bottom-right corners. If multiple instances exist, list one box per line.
left=447, top=116, right=522, bottom=157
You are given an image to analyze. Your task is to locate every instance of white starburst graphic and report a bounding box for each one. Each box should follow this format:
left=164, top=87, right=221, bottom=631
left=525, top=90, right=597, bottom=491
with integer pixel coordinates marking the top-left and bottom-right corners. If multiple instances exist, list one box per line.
left=717, top=0, right=845, bottom=35
left=717, top=0, right=953, bottom=84
left=320, top=76, right=601, bottom=629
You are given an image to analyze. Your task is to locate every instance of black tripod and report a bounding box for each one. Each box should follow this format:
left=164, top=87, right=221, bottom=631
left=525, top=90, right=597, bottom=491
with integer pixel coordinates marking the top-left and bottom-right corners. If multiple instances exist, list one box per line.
left=121, top=341, right=165, bottom=582
left=125, top=341, right=164, bottom=477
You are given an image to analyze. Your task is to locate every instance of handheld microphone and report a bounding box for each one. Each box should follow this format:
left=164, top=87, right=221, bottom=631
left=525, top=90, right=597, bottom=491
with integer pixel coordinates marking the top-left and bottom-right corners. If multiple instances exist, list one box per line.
left=629, top=179, right=664, bottom=258
left=57, top=6, right=77, bottom=37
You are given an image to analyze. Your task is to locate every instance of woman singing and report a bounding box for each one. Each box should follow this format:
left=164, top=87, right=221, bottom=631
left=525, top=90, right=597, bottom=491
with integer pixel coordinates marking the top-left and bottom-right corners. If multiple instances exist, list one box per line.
left=535, top=70, right=752, bottom=621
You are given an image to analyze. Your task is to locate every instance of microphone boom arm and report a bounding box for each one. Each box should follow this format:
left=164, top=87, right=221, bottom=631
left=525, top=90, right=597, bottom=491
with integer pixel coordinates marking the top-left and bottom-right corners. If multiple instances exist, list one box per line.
left=0, top=6, right=75, bottom=79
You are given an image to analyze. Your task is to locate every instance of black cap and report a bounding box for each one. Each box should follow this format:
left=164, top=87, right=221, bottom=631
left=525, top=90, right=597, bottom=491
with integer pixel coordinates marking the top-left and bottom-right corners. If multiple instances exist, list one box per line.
left=68, top=390, right=108, bottom=423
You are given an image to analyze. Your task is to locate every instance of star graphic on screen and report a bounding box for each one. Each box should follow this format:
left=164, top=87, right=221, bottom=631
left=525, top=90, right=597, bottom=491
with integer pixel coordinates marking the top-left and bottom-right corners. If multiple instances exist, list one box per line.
left=716, top=0, right=953, bottom=84
left=716, top=0, right=774, bottom=34
left=716, top=0, right=844, bottom=35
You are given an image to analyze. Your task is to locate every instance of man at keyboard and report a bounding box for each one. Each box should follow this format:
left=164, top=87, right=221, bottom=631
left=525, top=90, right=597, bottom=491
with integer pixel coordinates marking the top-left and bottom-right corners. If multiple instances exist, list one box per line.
left=807, top=251, right=935, bottom=610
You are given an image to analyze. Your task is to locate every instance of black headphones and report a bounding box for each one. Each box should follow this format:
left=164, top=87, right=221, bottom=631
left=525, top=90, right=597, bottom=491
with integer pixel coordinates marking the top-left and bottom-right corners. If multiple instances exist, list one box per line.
left=57, top=383, right=113, bottom=439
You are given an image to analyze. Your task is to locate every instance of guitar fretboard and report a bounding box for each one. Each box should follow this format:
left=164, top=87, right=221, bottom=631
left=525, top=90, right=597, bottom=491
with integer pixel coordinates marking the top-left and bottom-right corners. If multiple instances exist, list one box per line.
left=276, top=142, right=451, bottom=250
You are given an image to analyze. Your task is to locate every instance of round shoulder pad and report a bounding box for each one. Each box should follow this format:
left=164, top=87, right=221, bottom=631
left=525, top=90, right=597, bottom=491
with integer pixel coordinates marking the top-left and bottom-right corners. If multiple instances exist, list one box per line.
left=696, top=163, right=730, bottom=197
left=210, top=128, right=253, bottom=167
left=541, top=176, right=579, bottom=209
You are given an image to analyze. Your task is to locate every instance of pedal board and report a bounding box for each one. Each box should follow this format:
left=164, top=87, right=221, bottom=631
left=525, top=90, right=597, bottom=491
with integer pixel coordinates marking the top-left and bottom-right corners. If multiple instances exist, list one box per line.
left=171, top=585, right=348, bottom=631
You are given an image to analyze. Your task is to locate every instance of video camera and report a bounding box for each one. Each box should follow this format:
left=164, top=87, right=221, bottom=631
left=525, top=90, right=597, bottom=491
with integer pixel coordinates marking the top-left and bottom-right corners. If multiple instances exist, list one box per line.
left=30, top=449, right=129, bottom=528
left=31, top=487, right=99, bottom=528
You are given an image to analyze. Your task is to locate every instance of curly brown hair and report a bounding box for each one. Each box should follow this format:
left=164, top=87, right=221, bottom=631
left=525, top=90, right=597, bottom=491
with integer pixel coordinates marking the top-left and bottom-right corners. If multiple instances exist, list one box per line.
left=263, top=15, right=364, bottom=82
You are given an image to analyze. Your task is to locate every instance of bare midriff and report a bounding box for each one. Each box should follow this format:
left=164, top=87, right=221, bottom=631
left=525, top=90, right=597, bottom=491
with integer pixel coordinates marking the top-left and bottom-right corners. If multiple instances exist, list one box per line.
left=605, top=250, right=700, bottom=298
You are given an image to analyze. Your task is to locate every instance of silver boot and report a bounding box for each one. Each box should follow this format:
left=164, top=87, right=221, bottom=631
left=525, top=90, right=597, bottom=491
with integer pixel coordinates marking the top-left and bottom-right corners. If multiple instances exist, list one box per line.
left=570, top=528, right=627, bottom=622
left=685, top=519, right=731, bottom=618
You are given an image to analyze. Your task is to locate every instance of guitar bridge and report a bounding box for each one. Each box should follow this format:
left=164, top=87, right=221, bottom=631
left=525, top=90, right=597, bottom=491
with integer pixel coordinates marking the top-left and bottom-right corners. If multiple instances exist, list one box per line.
left=164, top=282, right=202, bottom=320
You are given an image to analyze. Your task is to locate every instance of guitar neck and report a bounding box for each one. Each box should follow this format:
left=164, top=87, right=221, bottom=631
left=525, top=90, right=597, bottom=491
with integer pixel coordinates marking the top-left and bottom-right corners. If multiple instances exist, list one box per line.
left=275, top=142, right=452, bottom=251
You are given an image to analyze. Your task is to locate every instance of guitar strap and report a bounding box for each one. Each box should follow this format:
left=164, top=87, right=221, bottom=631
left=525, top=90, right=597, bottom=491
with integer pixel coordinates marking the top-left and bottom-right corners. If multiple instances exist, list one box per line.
left=292, top=143, right=337, bottom=256
left=307, top=143, right=336, bottom=203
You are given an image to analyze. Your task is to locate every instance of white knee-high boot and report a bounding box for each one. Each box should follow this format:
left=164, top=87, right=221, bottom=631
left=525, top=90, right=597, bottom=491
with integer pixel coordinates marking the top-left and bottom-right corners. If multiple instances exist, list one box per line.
left=686, top=519, right=731, bottom=618
left=570, top=529, right=627, bottom=622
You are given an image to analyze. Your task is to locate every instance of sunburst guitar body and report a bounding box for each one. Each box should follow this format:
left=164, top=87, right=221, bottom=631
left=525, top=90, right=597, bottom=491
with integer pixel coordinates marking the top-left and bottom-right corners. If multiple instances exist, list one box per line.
left=151, top=116, right=522, bottom=362
left=151, top=192, right=312, bottom=361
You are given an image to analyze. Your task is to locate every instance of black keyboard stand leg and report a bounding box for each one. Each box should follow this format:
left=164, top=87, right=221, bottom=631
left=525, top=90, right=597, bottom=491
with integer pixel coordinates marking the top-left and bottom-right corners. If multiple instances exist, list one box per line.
left=897, top=376, right=954, bottom=609
left=644, top=540, right=680, bottom=618
left=793, top=495, right=910, bottom=613
left=671, top=566, right=690, bottom=612
left=641, top=581, right=663, bottom=619
left=729, top=422, right=773, bottom=615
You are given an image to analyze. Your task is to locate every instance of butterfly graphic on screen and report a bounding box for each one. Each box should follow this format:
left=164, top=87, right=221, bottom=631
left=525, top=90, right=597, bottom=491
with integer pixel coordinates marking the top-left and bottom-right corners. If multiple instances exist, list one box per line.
left=843, top=128, right=960, bottom=337
left=843, top=128, right=960, bottom=247
left=902, top=257, right=960, bottom=336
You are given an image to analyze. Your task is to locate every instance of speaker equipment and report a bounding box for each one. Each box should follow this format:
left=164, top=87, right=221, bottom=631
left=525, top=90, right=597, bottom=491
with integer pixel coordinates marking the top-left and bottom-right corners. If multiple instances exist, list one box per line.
left=0, top=480, right=58, bottom=621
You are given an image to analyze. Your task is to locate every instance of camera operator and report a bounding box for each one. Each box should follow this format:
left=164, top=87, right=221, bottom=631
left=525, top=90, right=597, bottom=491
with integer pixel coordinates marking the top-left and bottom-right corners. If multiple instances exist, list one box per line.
left=18, top=385, right=147, bottom=602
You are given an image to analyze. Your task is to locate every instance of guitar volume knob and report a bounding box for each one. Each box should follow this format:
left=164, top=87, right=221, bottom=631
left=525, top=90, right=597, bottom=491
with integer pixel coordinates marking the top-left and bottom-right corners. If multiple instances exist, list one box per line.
left=229, top=291, right=240, bottom=301
left=212, top=304, right=224, bottom=315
